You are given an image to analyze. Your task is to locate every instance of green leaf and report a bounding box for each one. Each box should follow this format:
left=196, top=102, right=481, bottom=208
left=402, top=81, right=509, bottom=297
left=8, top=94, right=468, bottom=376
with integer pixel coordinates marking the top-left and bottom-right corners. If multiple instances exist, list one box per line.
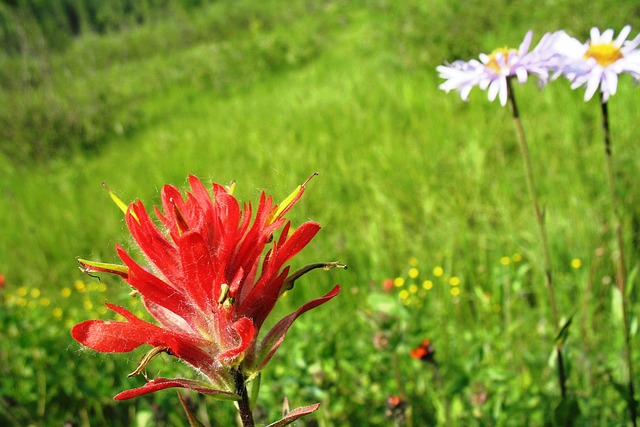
left=249, top=373, right=261, bottom=410
left=266, top=402, right=321, bottom=427
left=555, top=313, right=575, bottom=344
left=552, top=396, right=581, bottom=427
left=177, top=392, right=205, bottom=427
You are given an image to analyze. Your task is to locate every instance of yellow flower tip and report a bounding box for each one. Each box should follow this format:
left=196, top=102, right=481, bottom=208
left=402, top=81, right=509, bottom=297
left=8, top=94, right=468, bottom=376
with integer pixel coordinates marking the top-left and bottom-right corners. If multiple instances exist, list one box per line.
left=52, top=308, right=63, bottom=319
left=399, top=289, right=410, bottom=300
left=450, top=287, right=461, bottom=296
left=500, top=256, right=511, bottom=266
left=78, top=259, right=129, bottom=277
left=269, top=187, right=301, bottom=224
left=40, top=297, right=51, bottom=307
left=226, top=180, right=236, bottom=195
left=571, top=258, right=582, bottom=269
left=268, top=173, right=318, bottom=225
left=408, top=267, right=419, bottom=279
left=422, top=280, right=433, bottom=290
left=30, top=289, right=41, bottom=298
left=17, top=286, right=28, bottom=297
left=433, top=266, right=444, bottom=277
left=449, top=276, right=460, bottom=286
left=409, top=284, right=419, bottom=294
left=408, top=257, right=419, bottom=267
left=512, top=253, right=522, bottom=262
left=61, top=287, right=72, bottom=298
left=102, top=182, right=138, bottom=221
left=393, top=277, right=405, bottom=287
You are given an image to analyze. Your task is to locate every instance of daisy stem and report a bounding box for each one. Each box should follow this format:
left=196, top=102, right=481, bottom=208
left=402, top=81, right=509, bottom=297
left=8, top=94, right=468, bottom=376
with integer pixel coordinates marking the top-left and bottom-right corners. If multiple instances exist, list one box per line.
left=599, top=94, right=636, bottom=427
left=234, top=369, right=255, bottom=427
left=505, top=77, right=566, bottom=398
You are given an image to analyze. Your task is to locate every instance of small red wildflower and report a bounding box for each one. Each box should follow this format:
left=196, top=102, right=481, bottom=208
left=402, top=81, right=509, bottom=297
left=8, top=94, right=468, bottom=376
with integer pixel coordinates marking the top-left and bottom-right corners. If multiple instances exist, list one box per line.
left=72, top=175, right=343, bottom=401
left=410, top=339, right=436, bottom=363
left=387, top=396, right=404, bottom=407
left=382, top=278, right=394, bottom=292
left=0, top=274, right=5, bottom=288
left=385, top=396, right=407, bottom=420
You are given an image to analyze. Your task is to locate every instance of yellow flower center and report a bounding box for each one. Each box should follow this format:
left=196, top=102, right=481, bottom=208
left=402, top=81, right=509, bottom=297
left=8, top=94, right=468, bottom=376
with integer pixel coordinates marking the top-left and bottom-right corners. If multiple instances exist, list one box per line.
left=585, top=43, right=623, bottom=66
left=486, top=47, right=516, bottom=72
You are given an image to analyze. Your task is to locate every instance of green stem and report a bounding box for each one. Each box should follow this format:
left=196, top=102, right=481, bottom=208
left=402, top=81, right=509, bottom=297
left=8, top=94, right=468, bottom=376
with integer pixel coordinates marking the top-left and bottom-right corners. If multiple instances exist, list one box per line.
left=234, top=369, right=255, bottom=427
left=391, top=353, right=413, bottom=427
left=506, top=78, right=566, bottom=398
left=599, top=94, right=637, bottom=427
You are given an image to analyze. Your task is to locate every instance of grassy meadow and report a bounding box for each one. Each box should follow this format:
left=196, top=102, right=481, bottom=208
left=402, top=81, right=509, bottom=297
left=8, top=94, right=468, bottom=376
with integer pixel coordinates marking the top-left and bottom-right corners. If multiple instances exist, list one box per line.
left=2, top=0, right=640, bottom=425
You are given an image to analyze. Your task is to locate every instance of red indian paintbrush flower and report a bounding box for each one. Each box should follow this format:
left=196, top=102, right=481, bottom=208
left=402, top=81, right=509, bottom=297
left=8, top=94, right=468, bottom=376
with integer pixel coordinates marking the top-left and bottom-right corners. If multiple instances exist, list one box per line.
left=72, top=175, right=342, bottom=401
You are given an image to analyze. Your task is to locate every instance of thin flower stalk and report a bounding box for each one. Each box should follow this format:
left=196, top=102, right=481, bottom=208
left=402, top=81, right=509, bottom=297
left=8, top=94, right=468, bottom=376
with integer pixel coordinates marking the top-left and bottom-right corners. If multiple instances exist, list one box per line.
left=505, top=77, right=566, bottom=398
left=599, top=92, right=636, bottom=426
left=438, top=31, right=570, bottom=399
left=553, top=25, right=639, bottom=425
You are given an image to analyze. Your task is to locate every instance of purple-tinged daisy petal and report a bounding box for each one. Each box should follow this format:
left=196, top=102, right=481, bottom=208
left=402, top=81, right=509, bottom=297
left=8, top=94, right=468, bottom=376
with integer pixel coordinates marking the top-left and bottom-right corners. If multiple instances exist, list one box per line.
left=553, top=26, right=640, bottom=102
left=437, top=31, right=564, bottom=106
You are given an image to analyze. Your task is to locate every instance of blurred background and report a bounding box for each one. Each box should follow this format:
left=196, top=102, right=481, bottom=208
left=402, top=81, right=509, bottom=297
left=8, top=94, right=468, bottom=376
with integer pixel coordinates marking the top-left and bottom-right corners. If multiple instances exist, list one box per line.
left=1, top=0, right=640, bottom=425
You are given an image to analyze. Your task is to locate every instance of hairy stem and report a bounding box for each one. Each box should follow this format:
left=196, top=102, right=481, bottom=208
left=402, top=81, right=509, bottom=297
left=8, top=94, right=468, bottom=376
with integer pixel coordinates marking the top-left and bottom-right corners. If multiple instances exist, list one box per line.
left=234, top=369, right=255, bottom=427
left=506, top=78, right=566, bottom=398
left=599, top=94, right=636, bottom=426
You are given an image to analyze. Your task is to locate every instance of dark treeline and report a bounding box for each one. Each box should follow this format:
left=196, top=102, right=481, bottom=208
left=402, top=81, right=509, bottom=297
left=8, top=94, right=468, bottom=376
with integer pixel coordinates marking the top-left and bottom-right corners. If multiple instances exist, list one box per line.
left=0, top=0, right=208, bottom=54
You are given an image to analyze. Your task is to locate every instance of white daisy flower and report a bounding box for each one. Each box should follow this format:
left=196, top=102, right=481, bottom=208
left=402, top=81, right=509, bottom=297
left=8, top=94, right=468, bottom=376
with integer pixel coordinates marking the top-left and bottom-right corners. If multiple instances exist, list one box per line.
left=437, top=31, right=562, bottom=106
left=553, top=26, right=640, bottom=102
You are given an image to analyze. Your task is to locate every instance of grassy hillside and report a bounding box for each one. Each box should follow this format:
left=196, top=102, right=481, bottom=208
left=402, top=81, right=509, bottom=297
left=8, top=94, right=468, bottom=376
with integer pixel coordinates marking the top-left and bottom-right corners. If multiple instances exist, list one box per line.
left=2, top=0, right=640, bottom=425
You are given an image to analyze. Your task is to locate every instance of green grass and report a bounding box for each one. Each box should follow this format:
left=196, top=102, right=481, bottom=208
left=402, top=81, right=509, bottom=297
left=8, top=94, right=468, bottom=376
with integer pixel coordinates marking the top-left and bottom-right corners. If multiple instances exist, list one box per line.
left=2, top=0, right=640, bottom=425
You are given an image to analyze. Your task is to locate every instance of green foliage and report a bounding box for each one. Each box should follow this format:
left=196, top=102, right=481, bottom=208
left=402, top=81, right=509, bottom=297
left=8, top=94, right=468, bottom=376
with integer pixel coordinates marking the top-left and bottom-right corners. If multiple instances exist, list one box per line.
left=1, top=0, right=640, bottom=425
left=0, top=0, right=334, bottom=163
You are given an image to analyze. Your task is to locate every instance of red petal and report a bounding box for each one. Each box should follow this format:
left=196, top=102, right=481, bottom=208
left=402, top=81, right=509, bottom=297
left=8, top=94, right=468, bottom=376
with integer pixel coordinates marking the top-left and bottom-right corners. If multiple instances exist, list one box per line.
left=71, top=304, right=166, bottom=352
left=273, top=222, right=321, bottom=267
left=117, top=246, right=192, bottom=319
left=219, top=317, right=256, bottom=362
left=158, top=184, right=188, bottom=239
left=127, top=201, right=181, bottom=283
left=249, top=285, right=340, bottom=372
left=241, top=267, right=288, bottom=330
left=241, top=222, right=320, bottom=325
left=114, top=377, right=238, bottom=401
left=178, top=232, right=215, bottom=311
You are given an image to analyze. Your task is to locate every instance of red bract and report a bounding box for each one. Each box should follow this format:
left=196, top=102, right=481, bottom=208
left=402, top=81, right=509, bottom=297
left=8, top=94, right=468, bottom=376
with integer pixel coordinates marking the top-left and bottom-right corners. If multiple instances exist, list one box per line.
left=72, top=175, right=340, bottom=400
